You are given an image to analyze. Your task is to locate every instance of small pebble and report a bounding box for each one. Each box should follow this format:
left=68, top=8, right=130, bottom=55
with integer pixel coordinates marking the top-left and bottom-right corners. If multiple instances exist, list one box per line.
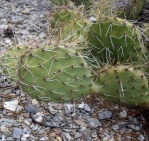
left=86, top=118, right=102, bottom=128
left=111, top=124, right=119, bottom=131
left=13, top=128, right=22, bottom=139
left=98, top=111, right=112, bottom=120
left=138, top=134, right=145, bottom=141
left=119, top=110, right=127, bottom=118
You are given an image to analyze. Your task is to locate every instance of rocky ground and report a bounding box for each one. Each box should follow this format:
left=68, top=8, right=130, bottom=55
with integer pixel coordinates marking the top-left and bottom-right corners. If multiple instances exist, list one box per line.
left=0, top=0, right=149, bottom=141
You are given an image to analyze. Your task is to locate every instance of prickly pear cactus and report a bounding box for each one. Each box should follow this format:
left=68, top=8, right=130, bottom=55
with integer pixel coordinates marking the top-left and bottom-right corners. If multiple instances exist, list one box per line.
left=142, top=23, right=149, bottom=48
left=87, top=17, right=147, bottom=64
left=51, top=9, right=90, bottom=42
left=96, top=65, right=149, bottom=107
left=71, top=0, right=92, bottom=10
left=51, top=9, right=76, bottom=30
left=51, top=0, right=68, bottom=5
left=116, top=0, right=147, bottom=20
left=18, top=45, right=96, bottom=102
left=0, top=46, right=29, bottom=80
left=71, top=0, right=91, bottom=6
left=90, top=0, right=147, bottom=20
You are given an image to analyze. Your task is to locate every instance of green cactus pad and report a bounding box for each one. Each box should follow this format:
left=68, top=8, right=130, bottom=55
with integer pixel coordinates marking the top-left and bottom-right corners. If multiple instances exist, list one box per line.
left=142, top=23, right=149, bottom=47
left=117, top=0, right=147, bottom=20
left=90, top=0, right=147, bottom=20
left=96, top=65, right=149, bottom=107
left=51, top=0, right=68, bottom=5
left=51, top=9, right=90, bottom=42
left=18, top=45, right=95, bottom=102
left=1, top=46, right=29, bottom=80
left=51, top=9, right=76, bottom=30
left=87, top=17, right=147, bottom=64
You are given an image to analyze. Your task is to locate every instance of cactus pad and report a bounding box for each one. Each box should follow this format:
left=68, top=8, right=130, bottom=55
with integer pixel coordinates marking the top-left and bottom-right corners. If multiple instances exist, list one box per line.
left=51, top=9, right=90, bottom=42
left=96, top=65, right=149, bottom=107
left=87, top=17, right=146, bottom=64
left=1, top=46, right=29, bottom=80
left=18, top=45, right=95, bottom=102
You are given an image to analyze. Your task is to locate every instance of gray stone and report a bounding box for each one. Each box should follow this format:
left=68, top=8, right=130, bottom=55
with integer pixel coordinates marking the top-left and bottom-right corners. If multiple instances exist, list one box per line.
left=15, top=90, right=21, bottom=96
left=111, top=124, right=119, bottom=131
left=5, top=38, right=12, bottom=44
left=63, top=132, right=72, bottom=141
left=119, top=110, right=127, bottom=118
left=65, top=104, right=74, bottom=113
left=13, top=128, right=22, bottom=139
left=53, top=104, right=63, bottom=110
left=86, top=118, right=102, bottom=128
left=32, top=124, right=39, bottom=130
left=98, top=111, right=112, bottom=120
left=133, top=118, right=139, bottom=125
left=6, top=137, right=14, bottom=141
left=74, top=132, right=82, bottom=139
left=16, top=105, right=23, bottom=113
left=22, top=8, right=31, bottom=14
left=0, top=24, right=8, bottom=30
left=24, top=119, right=32, bottom=126
left=52, top=113, right=64, bottom=123
left=128, top=125, right=141, bottom=131
left=83, top=104, right=91, bottom=112
left=138, top=134, right=145, bottom=141
left=25, top=104, right=40, bottom=114
left=78, top=103, right=84, bottom=109
left=32, top=99, right=39, bottom=105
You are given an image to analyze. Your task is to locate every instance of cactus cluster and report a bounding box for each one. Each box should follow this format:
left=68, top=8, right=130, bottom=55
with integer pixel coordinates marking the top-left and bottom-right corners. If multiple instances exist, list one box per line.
left=1, top=1, right=149, bottom=107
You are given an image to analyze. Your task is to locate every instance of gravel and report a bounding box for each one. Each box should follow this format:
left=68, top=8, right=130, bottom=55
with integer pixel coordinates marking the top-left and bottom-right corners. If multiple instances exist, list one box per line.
left=0, top=0, right=149, bottom=140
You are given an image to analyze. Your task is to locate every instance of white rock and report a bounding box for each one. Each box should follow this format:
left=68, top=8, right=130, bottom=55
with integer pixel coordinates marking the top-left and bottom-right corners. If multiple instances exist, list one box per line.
left=5, top=38, right=12, bottom=44
left=16, top=105, right=23, bottom=113
left=78, top=103, right=84, bottom=109
left=90, top=17, right=96, bottom=22
left=21, top=134, right=30, bottom=140
left=3, top=99, right=18, bottom=112
left=48, top=106, right=57, bottom=114
left=35, top=116, right=43, bottom=123
left=24, top=120, right=31, bottom=126
left=1, top=135, right=5, bottom=141
left=103, top=137, right=110, bottom=141
left=40, top=137, right=49, bottom=141
left=111, top=124, right=119, bottom=131
left=39, top=33, right=46, bottom=39
left=32, top=99, right=39, bottom=105
left=63, top=132, right=72, bottom=141
left=22, top=8, right=31, bottom=14
left=0, top=24, right=8, bottom=30
left=119, top=110, right=127, bottom=118
left=0, top=125, right=10, bottom=134
left=83, top=104, right=91, bottom=112
left=65, top=104, right=73, bottom=112
left=138, top=134, right=145, bottom=141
